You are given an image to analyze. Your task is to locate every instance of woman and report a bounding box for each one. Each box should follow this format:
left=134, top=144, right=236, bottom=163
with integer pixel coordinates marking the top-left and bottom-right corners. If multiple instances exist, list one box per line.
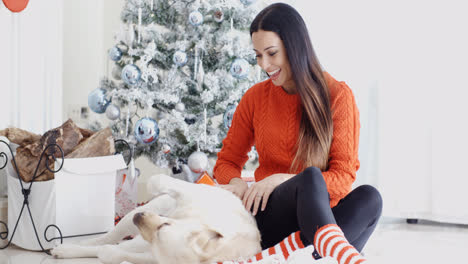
left=213, top=3, right=382, bottom=264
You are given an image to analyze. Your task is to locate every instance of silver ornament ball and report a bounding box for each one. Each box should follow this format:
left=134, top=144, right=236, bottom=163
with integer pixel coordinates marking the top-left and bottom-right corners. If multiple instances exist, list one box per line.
left=162, top=144, right=171, bottom=154
left=105, top=104, right=121, bottom=120
left=189, top=10, right=204, bottom=26
left=88, top=88, right=111, bottom=114
left=188, top=151, right=209, bottom=173
left=121, top=64, right=142, bottom=85
left=134, top=117, right=160, bottom=145
left=230, top=58, right=250, bottom=79
left=173, top=50, right=188, bottom=67
left=108, top=46, right=123, bottom=61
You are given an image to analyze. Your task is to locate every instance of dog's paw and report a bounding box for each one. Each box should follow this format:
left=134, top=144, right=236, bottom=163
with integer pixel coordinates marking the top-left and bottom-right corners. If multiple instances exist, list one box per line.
left=51, top=244, right=83, bottom=259
left=97, top=245, right=125, bottom=264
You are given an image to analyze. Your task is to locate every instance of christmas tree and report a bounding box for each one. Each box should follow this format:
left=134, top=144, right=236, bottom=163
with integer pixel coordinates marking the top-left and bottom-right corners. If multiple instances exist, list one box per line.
left=88, top=0, right=265, bottom=173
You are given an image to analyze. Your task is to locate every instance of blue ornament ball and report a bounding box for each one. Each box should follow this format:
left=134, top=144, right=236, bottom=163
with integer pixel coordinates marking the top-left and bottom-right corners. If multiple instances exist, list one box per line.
left=240, top=0, right=257, bottom=5
left=88, top=88, right=111, bottom=114
left=188, top=10, right=203, bottom=26
left=134, top=117, right=159, bottom=145
left=173, top=50, right=188, bottom=67
left=230, top=58, right=250, bottom=79
left=108, top=46, right=123, bottom=61
left=223, top=105, right=237, bottom=129
left=121, top=64, right=141, bottom=85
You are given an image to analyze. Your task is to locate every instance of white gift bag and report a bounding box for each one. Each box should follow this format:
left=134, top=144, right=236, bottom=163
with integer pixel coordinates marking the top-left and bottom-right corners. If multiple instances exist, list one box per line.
left=7, top=154, right=126, bottom=250
left=115, top=159, right=138, bottom=218
left=54, top=155, right=126, bottom=239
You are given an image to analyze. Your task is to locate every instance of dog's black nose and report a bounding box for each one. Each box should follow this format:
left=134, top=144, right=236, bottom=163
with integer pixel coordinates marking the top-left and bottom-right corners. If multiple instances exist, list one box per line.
left=133, top=212, right=144, bottom=225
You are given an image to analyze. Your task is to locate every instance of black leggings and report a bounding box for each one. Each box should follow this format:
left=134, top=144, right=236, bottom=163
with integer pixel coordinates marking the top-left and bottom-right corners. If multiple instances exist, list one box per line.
left=254, top=167, right=382, bottom=254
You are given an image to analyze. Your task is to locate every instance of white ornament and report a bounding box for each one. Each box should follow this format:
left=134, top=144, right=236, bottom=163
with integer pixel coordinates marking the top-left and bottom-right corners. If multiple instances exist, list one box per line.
left=175, top=102, right=185, bottom=112
left=127, top=24, right=135, bottom=46
left=162, top=144, right=171, bottom=154
left=230, top=58, right=250, bottom=79
left=173, top=50, right=188, bottom=67
left=187, top=151, right=208, bottom=173
left=189, top=10, right=204, bottom=26
left=105, top=104, right=121, bottom=120
left=138, top=8, right=142, bottom=44
left=196, top=58, right=205, bottom=91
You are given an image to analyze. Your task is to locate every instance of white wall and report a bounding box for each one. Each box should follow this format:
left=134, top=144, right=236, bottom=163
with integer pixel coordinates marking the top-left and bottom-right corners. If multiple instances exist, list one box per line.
left=285, top=0, right=381, bottom=187
left=278, top=0, right=468, bottom=223
left=0, top=0, right=63, bottom=134
left=62, top=0, right=125, bottom=126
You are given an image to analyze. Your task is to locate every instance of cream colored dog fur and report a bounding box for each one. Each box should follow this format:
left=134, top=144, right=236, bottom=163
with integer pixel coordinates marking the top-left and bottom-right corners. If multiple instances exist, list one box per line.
left=51, top=174, right=336, bottom=264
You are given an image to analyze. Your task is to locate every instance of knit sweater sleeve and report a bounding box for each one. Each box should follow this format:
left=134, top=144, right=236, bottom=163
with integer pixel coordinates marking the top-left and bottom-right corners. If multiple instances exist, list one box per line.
left=323, top=81, right=360, bottom=207
left=213, top=86, right=256, bottom=184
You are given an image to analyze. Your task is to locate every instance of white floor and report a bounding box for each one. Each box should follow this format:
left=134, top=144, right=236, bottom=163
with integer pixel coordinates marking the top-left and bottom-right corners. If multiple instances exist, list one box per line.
left=1, top=217, right=467, bottom=263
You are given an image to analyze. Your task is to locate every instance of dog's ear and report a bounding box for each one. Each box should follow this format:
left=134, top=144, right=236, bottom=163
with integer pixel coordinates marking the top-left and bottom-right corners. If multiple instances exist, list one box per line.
left=188, top=228, right=224, bottom=260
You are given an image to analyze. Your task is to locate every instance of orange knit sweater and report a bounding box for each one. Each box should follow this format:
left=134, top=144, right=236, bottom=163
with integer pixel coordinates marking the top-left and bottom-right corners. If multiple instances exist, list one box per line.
left=213, top=72, right=360, bottom=207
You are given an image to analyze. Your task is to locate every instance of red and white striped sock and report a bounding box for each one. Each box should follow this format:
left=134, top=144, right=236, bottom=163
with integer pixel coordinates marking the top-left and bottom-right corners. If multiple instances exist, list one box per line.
left=314, top=224, right=367, bottom=264
left=214, top=231, right=308, bottom=263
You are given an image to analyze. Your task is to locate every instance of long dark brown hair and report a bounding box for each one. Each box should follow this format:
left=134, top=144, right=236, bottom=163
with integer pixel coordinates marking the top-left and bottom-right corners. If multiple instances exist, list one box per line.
left=250, top=3, right=333, bottom=172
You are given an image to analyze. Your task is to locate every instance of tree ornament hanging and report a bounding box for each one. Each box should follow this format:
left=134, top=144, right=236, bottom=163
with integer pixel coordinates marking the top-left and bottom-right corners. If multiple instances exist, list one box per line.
left=162, top=144, right=171, bottom=154
left=187, top=151, right=208, bottom=173
left=108, top=46, right=123, bottom=61
left=230, top=58, right=250, bottom=79
left=175, top=102, right=185, bottom=112
left=134, top=117, right=160, bottom=145
left=173, top=50, right=188, bottom=67
left=184, top=114, right=197, bottom=125
left=121, top=64, right=142, bottom=85
left=213, top=9, right=224, bottom=23
left=196, top=57, right=205, bottom=91
left=105, top=104, right=121, bottom=120
left=88, top=88, right=111, bottom=114
left=188, top=10, right=204, bottom=26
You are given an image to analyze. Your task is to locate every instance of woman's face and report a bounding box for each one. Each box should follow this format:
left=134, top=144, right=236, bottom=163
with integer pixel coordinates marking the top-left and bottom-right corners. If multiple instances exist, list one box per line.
left=252, top=30, right=295, bottom=92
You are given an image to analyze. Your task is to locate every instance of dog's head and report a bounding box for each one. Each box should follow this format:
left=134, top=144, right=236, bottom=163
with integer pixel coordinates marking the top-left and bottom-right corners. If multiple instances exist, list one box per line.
left=133, top=211, right=224, bottom=264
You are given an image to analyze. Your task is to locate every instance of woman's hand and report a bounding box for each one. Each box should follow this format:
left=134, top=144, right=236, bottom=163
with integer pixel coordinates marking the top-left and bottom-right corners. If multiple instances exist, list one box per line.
left=243, top=173, right=293, bottom=216
left=218, top=177, right=249, bottom=200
